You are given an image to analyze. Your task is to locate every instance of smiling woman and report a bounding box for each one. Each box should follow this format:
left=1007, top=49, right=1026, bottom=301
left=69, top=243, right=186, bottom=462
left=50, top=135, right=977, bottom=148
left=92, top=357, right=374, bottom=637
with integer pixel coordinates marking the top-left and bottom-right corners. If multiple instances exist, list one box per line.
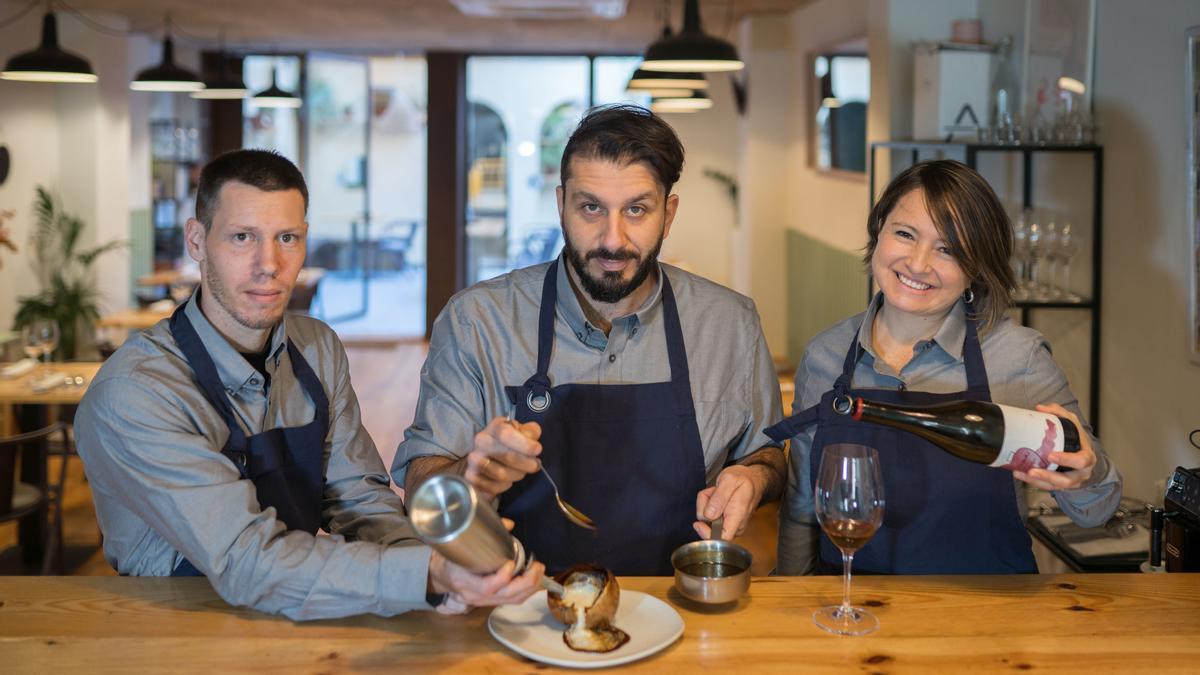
left=772, top=158, right=1121, bottom=576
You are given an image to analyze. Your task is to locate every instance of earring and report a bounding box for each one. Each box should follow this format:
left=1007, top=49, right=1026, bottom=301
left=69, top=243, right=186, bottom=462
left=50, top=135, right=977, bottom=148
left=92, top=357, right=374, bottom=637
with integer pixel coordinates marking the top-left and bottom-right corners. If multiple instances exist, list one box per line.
left=963, top=288, right=976, bottom=304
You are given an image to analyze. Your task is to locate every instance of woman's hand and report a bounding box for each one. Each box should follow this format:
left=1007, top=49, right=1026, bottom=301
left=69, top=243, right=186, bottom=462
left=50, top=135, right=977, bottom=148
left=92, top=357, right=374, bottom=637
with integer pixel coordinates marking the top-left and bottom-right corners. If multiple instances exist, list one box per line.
left=1012, top=403, right=1096, bottom=491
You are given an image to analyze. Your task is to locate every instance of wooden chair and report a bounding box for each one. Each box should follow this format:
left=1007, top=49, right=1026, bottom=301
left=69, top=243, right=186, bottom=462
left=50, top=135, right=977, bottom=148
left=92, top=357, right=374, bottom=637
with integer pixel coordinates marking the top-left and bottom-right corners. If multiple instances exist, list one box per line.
left=0, top=423, right=69, bottom=575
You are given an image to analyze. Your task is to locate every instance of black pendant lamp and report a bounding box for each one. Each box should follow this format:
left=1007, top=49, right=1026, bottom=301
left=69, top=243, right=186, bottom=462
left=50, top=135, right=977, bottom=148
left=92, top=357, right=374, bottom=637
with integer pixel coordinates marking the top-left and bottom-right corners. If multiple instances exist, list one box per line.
left=628, top=25, right=709, bottom=95
left=192, top=53, right=247, bottom=100
left=250, top=65, right=301, bottom=109
left=131, top=31, right=204, bottom=92
left=1, top=12, right=97, bottom=83
left=641, top=0, right=744, bottom=73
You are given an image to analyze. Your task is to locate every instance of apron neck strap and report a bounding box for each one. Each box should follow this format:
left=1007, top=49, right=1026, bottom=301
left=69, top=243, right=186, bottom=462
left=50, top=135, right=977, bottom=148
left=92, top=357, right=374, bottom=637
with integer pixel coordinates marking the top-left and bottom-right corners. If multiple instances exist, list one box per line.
left=960, top=300, right=992, bottom=399
left=285, top=339, right=330, bottom=427
left=169, top=302, right=247, bottom=447
left=833, top=303, right=992, bottom=400
left=532, top=260, right=560, bottom=390
left=656, top=270, right=692, bottom=391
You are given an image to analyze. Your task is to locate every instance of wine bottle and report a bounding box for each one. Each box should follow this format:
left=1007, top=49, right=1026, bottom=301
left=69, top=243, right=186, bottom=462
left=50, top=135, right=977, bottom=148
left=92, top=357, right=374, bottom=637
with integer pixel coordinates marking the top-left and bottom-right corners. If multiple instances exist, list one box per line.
left=842, top=397, right=1081, bottom=473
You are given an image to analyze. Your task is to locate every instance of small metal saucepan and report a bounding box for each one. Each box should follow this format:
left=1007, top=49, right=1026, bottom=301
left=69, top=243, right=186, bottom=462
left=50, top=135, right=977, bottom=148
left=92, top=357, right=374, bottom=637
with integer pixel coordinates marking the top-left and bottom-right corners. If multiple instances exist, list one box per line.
left=670, top=519, right=752, bottom=604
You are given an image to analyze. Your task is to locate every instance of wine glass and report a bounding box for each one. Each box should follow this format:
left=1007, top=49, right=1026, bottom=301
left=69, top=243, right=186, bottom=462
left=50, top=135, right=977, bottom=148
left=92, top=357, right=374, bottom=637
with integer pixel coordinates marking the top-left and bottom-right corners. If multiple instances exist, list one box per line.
left=1040, top=214, right=1061, bottom=300
left=1026, top=211, right=1046, bottom=300
left=1056, top=221, right=1082, bottom=302
left=21, top=319, right=60, bottom=377
left=813, top=444, right=885, bottom=636
left=1011, top=207, right=1030, bottom=301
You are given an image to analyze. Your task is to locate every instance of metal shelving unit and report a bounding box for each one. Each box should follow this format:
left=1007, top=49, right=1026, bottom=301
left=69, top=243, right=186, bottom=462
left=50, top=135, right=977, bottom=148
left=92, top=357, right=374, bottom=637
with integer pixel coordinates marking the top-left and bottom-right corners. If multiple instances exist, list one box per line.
left=869, top=140, right=1104, bottom=432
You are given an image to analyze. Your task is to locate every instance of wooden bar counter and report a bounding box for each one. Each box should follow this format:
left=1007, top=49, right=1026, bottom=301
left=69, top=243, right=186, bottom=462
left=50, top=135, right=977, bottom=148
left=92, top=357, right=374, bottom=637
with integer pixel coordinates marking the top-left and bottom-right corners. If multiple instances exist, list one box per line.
left=2, top=574, right=1198, bottom=673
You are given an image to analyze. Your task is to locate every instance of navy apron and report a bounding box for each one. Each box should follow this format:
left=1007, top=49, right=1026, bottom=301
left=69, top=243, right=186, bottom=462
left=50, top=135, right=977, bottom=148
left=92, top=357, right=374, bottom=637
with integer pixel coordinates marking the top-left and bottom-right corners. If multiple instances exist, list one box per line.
left=765, top=302, right=1037, bottom=574
left=168, top=302, right=330, bottom=576
left=500, top=261, right=707, bottom=576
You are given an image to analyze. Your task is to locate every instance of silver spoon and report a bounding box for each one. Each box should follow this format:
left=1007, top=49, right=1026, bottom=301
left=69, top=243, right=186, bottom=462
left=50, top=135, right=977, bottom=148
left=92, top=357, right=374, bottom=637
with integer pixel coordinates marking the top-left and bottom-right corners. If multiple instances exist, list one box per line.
left=506, top=406, right=597, bottom=531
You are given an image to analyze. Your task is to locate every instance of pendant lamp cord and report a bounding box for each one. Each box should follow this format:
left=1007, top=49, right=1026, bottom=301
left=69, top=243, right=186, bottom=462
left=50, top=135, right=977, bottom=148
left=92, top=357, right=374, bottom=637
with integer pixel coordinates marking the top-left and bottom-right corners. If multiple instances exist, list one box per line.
left=18, top=0, right=221, bottom=46
left=0, top=0, right=40, bottom=30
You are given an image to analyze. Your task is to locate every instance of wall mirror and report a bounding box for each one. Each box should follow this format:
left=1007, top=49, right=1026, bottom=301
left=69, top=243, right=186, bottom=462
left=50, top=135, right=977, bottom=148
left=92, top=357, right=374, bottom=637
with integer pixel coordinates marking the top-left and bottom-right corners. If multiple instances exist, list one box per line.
left=811, top=36, right=869, bottom=174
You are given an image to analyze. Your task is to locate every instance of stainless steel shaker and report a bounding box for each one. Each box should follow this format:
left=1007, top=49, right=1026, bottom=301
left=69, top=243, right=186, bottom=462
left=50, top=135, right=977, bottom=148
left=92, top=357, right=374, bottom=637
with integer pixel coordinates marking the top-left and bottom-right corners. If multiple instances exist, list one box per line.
left=409, top=474, right=529, bottom=575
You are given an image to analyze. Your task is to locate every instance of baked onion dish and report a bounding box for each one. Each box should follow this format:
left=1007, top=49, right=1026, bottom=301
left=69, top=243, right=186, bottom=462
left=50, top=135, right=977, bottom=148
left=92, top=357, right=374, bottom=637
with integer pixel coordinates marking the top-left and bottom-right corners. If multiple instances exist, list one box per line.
left=546, top=564, right=630, bottom=653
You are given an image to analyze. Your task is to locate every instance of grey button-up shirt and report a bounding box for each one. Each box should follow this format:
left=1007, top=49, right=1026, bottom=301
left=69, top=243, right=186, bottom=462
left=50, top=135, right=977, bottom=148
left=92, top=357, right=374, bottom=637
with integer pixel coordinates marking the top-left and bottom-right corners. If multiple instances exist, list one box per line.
left=777, top=295, right=1122, bottom=575
left=75, top=293, right=433, bottom=620
left=392, top=258, right=783, bottom=486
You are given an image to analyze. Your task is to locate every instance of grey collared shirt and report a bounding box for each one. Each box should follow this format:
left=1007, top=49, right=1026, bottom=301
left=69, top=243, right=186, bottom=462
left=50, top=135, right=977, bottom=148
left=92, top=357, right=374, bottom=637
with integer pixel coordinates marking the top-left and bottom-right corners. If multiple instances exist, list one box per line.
left=75, top=293, right=433, bottom=620
left=777, top=295, right=1122, bottom=575
left=392, top=257, right=783, bottom=486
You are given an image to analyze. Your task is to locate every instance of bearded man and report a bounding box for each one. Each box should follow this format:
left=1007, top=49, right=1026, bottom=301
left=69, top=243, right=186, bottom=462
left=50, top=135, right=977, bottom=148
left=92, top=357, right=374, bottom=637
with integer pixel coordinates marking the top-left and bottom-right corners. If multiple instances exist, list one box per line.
left=394, top=105, right=785, bottom=575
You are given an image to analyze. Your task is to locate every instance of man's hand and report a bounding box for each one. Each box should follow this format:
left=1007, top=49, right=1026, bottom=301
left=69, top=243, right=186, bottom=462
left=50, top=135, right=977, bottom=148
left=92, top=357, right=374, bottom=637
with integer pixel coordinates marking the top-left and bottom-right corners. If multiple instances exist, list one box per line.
left=462, top=416, right=543, bottom=500
left=693, top=464, right=769, bottom=540
left=427, top=554, right=545, bottom=611
left=1012, top=403, right=1097, bottom=491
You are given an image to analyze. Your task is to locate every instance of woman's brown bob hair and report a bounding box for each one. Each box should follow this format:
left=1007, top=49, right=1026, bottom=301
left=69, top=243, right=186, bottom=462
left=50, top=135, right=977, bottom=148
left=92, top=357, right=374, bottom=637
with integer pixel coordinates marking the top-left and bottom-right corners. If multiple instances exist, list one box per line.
left=864, top=159, right=1015, bottom=332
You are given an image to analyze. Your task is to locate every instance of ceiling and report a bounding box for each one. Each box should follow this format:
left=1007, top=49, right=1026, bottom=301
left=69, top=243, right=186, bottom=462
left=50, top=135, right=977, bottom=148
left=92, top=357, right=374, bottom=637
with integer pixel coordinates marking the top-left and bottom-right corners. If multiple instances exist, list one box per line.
left=53, top=0, right=811, bottom=53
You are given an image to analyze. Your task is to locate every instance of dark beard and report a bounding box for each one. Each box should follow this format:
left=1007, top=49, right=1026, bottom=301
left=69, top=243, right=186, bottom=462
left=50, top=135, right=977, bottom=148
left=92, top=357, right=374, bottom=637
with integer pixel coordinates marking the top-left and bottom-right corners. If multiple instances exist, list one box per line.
left=563, top=235, right=663, bottom=304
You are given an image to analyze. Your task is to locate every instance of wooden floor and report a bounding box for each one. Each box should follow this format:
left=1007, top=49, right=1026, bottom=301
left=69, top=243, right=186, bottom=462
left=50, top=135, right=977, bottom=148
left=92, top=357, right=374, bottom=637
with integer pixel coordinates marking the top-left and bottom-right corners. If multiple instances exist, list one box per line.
left=0, top=340, right=779, bottom=576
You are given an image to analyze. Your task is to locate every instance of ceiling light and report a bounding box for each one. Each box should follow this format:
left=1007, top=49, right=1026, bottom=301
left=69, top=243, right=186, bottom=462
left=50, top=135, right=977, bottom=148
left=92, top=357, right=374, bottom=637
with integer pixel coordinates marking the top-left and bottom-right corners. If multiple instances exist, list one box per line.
left=1, top=13, right=97, bottom=84
left=649, top=99, right=699, bottom=114
left=640, top=0, right=743, bottom=73
left=451, top=0, right=628, bottom=19
left=651, top=90, right=713, bottom=111
left=131, top=35, right=204, bottom=92
left=192, top=53, right=248, bottom=99
left=250, top=66, right=301, bottom=108
left=627, top=68, right=708, bottom=92
left=632, top=86, right=693, bottom=97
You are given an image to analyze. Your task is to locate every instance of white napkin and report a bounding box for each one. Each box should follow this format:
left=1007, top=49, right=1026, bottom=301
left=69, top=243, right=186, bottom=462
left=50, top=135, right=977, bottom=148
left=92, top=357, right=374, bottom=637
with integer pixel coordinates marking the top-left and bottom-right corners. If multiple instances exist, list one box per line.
left=30, top=373, right=65, bottom=393
left=0, top=358, right=37, bottom=379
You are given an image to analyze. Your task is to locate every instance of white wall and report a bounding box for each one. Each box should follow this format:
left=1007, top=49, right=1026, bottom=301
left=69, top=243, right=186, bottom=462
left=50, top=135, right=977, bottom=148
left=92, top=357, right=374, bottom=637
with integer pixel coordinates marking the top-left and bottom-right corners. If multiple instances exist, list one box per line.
left=736, top=13, right=798, bottom=355
left=0, top=6, right=177, bottom=339
left=0, top=6, right=61, bottom=332
left=1090, top=0, right=1200, bottom=501
left=659, top=65, right=739, bottom=289
left=786, top=0, right=872, bottom=255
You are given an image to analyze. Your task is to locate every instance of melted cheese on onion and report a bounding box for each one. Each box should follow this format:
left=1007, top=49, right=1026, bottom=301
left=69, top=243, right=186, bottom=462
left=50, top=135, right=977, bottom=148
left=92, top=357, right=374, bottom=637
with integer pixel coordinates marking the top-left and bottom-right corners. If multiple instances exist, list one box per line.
left=561, top=578, right=602, bottom=642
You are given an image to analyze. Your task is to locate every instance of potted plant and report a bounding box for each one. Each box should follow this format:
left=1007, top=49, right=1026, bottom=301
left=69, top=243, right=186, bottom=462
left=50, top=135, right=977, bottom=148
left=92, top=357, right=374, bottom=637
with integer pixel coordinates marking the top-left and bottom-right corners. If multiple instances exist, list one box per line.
left=12, top=187, right=125, bottom=360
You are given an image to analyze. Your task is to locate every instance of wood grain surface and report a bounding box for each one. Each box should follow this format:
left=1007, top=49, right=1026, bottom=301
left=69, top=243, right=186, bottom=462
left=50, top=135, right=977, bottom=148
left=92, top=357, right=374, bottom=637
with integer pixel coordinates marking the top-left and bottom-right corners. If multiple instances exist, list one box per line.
left=2, top=574, right=1197, bottom=673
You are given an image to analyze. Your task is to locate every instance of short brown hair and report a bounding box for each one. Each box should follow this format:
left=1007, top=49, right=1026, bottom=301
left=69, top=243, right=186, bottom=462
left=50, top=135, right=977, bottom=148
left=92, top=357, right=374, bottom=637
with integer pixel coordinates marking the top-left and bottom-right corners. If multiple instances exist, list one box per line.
left=560, top=104, right=684, bottom=195
left=195, top=149, right=308, bottom=229
left=865, top=160, right=1014, bottom=332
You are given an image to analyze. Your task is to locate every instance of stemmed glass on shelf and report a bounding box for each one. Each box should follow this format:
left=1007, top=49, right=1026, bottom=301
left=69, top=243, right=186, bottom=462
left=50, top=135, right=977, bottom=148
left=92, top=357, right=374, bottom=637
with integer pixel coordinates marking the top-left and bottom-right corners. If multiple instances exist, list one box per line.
left=1056, top=220, right=1082, bottom=302
left=813, top=443, right=885, bottom=636
left=1011, top=207, right=1030, bottom=301
left=20, top=318, right=60, bottom=378
left=1026, top=211, right=1047, bottom=300
left=1039, top=213, right=1061, bottom=300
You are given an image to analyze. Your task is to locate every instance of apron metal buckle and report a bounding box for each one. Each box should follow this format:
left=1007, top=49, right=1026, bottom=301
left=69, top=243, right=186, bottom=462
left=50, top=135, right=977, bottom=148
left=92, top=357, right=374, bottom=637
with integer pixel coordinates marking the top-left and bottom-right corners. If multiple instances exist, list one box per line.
left=526, top=390, right=551, bottom=413
left=832, top=394, right=853, bottom=416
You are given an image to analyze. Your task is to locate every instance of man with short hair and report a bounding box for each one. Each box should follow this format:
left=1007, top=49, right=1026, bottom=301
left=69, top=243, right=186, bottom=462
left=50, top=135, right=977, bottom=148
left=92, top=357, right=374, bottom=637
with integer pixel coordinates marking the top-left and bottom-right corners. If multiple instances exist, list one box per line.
left=394, top=105, right=785, bottom=575
left=76, top=149, right=542, bottom=620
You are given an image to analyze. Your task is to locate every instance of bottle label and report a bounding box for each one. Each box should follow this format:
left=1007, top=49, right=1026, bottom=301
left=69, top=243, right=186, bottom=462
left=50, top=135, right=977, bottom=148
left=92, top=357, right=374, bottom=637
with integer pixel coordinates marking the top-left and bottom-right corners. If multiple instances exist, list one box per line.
left=994, top=404, right=1064, bottom=472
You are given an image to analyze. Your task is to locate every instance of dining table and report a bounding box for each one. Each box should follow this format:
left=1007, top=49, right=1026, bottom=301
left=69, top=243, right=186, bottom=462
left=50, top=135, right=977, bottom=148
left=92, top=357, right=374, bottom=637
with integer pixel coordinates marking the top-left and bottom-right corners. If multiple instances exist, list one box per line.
left=0, top=361, right=102, bottom=565
left=2, top=573, right=1197, bottom=673
left=95, top=306, right=174, bottom=331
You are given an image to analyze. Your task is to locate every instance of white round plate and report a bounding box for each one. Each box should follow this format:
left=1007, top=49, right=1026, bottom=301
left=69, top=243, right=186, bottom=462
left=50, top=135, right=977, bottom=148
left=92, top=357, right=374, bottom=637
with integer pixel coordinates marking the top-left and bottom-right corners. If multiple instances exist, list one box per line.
left=488, top=590, right=684, bottom=669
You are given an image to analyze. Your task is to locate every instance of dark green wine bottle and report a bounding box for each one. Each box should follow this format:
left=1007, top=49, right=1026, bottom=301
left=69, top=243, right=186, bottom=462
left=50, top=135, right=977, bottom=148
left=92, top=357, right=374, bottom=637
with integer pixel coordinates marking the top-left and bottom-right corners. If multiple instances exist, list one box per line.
left=845, top=397, right=1080, bottom=473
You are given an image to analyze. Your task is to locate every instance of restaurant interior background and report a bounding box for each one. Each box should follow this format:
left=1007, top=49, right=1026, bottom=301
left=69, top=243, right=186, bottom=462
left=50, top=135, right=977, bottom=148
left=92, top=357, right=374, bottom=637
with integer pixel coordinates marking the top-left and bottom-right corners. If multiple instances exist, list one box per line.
left=0, top=0, right=1197, bottom=574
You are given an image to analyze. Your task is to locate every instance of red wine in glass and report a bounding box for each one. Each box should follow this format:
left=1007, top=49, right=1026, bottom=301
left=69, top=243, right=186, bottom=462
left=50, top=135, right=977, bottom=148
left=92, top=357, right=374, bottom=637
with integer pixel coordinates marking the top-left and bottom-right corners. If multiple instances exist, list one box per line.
left=813, top=443, right=885, bottom=636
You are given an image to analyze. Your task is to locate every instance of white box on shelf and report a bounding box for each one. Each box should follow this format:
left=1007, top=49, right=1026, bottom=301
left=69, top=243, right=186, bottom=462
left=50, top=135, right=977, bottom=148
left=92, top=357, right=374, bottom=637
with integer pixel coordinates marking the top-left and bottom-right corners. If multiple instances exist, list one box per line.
left=913, top=45, right=994, bottom=141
